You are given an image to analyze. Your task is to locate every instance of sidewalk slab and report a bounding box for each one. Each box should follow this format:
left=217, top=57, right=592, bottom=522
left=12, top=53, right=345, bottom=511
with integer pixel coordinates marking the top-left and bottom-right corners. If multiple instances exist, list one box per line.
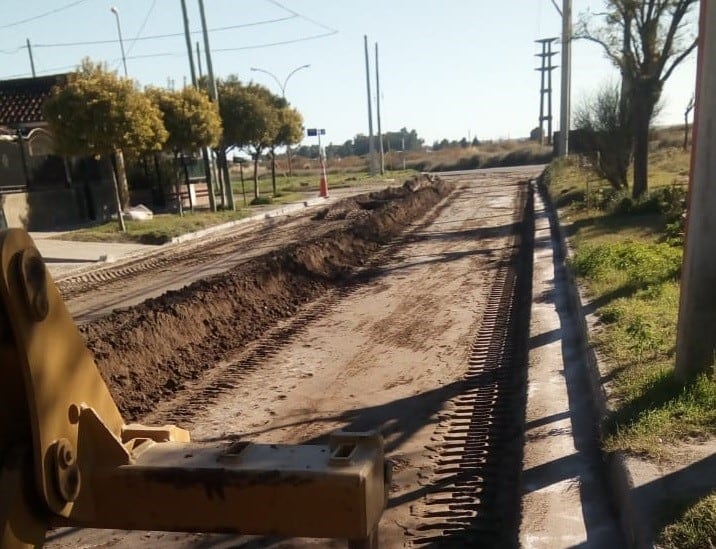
left=30, top=235, right=155, bottom=279
left=520, top=183, right=624, bottom=548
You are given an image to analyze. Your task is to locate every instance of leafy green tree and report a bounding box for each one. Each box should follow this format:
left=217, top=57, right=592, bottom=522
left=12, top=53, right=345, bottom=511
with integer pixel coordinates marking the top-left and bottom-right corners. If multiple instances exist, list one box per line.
left=44, top=59, right=166, bottom=231
left=577, top=0, right=698, bottom=198
left=146, top=86, right=221, bottom=211
left=270, top=105, right=303, bottom=195
left=217, top=77, right=279, bottom=199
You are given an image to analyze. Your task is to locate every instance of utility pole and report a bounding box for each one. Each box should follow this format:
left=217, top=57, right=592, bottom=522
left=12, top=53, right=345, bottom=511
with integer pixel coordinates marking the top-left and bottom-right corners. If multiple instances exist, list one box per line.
left=375, top=42, right=385, bottom=175
left=198, top=0, right=235, bottom=211
left=675, top=0, right=714, bottom=380
left=26, top=39, right=36, bottom=77
left=364, top=35, right=377, bottom=175
left=559, top=0, right=572, bottom=156
left=535, top=38, right=558, bottom=145
left=180, top=0, right=216, bottom=212
left=179, top=0, right=197, bottom=86
left=196, top=42, right=204, bottom=80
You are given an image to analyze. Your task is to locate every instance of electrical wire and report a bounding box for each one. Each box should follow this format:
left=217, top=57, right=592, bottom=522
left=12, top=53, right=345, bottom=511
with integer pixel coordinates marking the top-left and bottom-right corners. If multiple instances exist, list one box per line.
left=213, top=30, right=338, bottom=51
left=125, top=0, right=157, bottom=56
left=100, top=30, right=339, bottom=61
left=0, top=0, right=89, bottom=30
left=265, top=0, right=338, bottom=33
left=31, top=16, right=298, bottom=48
left=0, top=46, right=26, bottom=55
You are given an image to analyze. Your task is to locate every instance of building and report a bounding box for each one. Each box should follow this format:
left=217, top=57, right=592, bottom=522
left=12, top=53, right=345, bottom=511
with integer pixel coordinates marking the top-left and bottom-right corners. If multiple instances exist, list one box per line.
left=0, top=74, right=116, bottom=230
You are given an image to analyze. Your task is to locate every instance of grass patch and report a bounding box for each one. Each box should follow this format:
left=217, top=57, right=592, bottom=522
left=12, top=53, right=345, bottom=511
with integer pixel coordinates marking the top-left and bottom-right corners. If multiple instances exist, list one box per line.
left=658, top=492, right=716, bottom=549
left=231, top=169, right=418, bottom=200
left=544, top=150, right=716, bottom=460
left=59, top=209, right=250, bottom=244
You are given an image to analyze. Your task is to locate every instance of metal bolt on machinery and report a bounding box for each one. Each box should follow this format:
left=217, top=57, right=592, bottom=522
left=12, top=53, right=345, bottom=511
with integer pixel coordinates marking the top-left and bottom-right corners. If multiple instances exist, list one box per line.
left=0, top=228, right=390, bottom=549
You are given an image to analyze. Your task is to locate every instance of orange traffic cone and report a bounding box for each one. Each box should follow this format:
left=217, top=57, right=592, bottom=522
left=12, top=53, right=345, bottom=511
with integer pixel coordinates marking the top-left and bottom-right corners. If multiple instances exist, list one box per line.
left=318, top=158, right=329, bottom=198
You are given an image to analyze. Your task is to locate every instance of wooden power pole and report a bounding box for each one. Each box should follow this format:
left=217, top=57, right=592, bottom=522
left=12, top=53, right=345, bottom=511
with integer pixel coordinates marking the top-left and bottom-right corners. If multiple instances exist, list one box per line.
left=675, top=0, right=714, bottom=380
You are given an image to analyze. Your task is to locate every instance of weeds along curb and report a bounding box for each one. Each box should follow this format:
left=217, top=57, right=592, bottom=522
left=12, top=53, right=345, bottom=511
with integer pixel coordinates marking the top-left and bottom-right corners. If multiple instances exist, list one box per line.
left=535, top=177, right=652, bottom=549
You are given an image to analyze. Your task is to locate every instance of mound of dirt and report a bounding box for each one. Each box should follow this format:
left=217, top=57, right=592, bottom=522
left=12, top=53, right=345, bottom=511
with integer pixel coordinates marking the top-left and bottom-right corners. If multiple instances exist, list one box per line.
left=80, top=176, right=454, bottom=420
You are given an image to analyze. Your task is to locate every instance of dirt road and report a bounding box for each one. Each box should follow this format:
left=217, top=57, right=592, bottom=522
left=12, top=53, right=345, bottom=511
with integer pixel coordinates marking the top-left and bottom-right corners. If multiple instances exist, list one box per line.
left=47, top=167, right=542, bottom=547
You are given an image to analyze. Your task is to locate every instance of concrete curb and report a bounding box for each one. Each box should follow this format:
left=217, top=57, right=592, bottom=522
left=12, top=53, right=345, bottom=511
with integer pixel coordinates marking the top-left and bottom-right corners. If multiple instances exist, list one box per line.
left=169, top=197, right=329, bottom=245
left=536, top=178, right=652, bottom=549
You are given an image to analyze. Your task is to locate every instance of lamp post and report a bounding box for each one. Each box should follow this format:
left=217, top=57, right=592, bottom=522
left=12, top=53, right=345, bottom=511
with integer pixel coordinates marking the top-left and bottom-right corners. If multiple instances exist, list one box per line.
left=250, top=65, right=310, bottom=177
left=110, top=6, right=128, bottom=77
left=250, top=64, right=310, bottom=98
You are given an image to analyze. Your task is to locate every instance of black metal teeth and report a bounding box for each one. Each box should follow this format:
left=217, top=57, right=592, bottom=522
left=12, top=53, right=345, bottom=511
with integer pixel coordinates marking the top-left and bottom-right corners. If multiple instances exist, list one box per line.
left=409, top=183, right=532, bottom=548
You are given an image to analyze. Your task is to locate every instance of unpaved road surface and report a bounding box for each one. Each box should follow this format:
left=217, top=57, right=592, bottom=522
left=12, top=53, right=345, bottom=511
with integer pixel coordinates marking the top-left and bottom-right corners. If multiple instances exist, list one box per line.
left=47, top=167, right=542, bottom=547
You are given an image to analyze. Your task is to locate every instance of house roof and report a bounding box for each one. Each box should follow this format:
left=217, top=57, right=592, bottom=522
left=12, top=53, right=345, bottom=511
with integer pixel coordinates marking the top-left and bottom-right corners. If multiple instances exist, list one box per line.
left=0, top=74, right=67, bottom=128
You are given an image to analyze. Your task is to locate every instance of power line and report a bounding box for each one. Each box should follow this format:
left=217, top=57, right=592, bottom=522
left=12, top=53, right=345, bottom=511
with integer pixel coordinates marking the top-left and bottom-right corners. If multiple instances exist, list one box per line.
left=125, top=0, right=158, bottom=56
left=266, top=0, right=338, bottom=34
left=213, top=30, right=337, bottom=52
left=0, top=0, right=89, bottom=30
left=31, top=16, right=298, bottom=49
left=0, top=46, right=26, bottom=55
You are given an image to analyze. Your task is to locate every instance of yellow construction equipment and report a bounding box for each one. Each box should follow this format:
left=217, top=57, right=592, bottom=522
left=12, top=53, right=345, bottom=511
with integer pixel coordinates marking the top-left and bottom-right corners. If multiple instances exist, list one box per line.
left=0, top=229, right=390, bottom=549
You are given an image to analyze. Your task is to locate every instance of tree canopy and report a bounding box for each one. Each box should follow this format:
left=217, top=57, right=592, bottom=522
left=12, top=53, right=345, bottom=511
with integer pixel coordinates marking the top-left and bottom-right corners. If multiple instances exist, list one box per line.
left=146, top=86, right=222, bottom=154
left=43, top=59, right=167, bottom=230
left=43, top=59, right=167, bottom=157
left=577, top=0, right=698, bottom=198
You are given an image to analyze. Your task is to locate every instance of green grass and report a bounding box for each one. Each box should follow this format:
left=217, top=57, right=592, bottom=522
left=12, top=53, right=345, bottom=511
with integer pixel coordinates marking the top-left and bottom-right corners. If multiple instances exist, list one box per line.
left=59, top=209, right=250, bottom=244
left=231, top=169, right=418, bottom=202
left=658, top=492, right=716, bottom=549
left=545, top=151, right=716, bottom=460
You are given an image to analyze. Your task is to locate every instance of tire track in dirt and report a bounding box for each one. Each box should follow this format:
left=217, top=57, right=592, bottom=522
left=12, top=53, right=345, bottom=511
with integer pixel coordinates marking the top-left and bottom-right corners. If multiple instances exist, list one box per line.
left=144, top=185, right=459, bottom=428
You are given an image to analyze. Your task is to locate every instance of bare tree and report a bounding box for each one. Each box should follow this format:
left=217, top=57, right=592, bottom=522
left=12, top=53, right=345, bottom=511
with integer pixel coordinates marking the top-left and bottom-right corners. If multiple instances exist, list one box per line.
left=577, top=0, right=698, bottom=198
left=574, top=82, right=632, bottom=190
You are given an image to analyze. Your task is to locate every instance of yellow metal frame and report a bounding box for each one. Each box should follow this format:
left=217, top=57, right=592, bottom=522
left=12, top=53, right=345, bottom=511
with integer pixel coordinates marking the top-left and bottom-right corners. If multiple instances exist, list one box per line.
left=0, top=229, right=389, bottom=548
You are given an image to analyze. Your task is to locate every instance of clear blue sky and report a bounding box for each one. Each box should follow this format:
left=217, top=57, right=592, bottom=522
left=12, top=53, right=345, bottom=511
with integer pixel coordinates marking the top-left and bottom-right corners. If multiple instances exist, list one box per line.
left=0, top=0, right=698, bottom=147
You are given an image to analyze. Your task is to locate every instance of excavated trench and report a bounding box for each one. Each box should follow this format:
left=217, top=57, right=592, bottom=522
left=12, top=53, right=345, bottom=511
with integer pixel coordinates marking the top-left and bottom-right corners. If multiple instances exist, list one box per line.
left=79, top=177, right=455, bottom=420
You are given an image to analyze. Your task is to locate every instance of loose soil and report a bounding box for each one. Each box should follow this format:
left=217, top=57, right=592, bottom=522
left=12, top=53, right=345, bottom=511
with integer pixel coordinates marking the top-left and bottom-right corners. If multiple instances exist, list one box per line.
left=48, top=166, right=606, bottom=548
left=79, top=176, right=454, bottom=420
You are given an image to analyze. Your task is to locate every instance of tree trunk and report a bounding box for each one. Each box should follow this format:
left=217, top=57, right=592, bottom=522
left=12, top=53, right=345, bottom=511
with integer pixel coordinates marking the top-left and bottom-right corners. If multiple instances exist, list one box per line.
left=180, top=152, right=193, bottom=212
left=270, top=147, right=277, bottom=196
left=114, top=150, right=130, bottom=210
left=287, top=145, right=293, bottom=177
left=108, top=154, right=126, bottom=232
left=631, top=95, right=654, bottom=199
left=253, top=153, right=260, bottom=200
left=220, top=149, right=235, bottom=211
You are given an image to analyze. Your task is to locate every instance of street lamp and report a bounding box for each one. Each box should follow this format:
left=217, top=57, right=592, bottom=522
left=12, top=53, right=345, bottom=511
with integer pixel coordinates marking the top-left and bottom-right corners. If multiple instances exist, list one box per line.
left=110, top=6, right=128, bottom=77
left=249, top=64, right=310, bottom=97
left=250, top=65, right=310, bottom=177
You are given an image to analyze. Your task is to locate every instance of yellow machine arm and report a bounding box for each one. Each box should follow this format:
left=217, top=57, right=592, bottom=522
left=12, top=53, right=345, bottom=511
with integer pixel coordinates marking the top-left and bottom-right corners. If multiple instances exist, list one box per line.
left=0, top=229, right=389, bottom=549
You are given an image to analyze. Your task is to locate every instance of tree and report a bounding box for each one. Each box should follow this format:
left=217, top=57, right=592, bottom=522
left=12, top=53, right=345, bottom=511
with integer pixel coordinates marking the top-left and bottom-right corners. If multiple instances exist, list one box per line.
left=577, top=0, right=698, bottom=198
left=147, top=86, right=221, bottom=212
left=217, top=77, right=280, bottom=200
left=270, top=105, right=303, bottom=195
left=43, top=59, right=167, bottom=231
left=574, top=82, right=632, bottom=189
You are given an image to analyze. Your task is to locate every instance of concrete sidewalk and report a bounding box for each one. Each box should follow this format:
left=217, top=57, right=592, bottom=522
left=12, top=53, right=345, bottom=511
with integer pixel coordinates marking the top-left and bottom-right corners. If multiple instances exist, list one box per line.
left=520, top=185, right=624, bottom=547
left=30, top=233, right=155, bottom=279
